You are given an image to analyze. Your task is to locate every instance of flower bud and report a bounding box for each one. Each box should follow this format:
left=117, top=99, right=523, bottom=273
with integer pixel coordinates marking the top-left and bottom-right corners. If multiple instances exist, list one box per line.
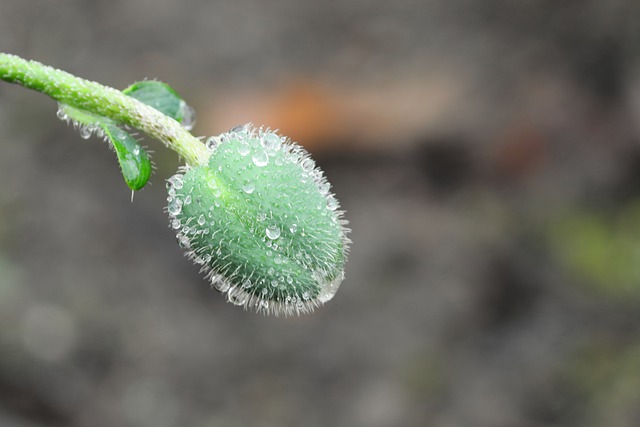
left=166, top=125, right=350, bottom=315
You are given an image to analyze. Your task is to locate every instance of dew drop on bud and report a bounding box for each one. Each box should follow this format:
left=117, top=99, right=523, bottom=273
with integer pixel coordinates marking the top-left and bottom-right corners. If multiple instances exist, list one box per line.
left=319, top=182, right=330, bottom=195
left=263, top=132, right=282, bottom=156
left=252, top=150, right=269, bottom=167
left=326, top=195, right=338, bottom=211
left=213, top=280, right=230, bottom=293
left=237, top=141, right=251, bottom=156
left=167, top=176, right=183, bottom=190
left=242, top=181, right=255, bottom=194
left=301, top=158, right=315, bottom=172
left=229, top=291, right=248, bottom=306
left=206, top=137, right=218, bottom=151
left=168, top=198, right=182, bottom=215
left=266, top=224, right=281, bottom=240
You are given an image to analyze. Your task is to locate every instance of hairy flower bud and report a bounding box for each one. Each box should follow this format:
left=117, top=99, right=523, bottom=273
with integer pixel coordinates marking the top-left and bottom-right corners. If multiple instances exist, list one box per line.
left=166, top=125, right=350, bottom=315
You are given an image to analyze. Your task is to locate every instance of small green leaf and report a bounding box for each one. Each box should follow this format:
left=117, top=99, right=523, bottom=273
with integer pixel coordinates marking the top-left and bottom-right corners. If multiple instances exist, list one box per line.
left=100, top=124, right=152, bottom=191
left=123, top=81, right=195, bottom=129
left=58, top=104, right=152, bottom=191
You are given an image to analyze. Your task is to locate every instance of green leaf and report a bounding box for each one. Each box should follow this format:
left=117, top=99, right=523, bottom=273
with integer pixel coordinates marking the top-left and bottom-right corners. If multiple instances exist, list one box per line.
left=100, top=123, right=152, bottom=191
left=123, top=81, right=194, bottom=129
left=58, top=104, right=152, bottom=191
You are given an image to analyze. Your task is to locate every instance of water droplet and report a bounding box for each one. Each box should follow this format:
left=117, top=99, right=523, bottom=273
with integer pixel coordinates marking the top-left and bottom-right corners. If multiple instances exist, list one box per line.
left=268, top=267, right=275, bottom=275
left=258, top=300, right=269, bottom=310
left=326, top=195, right=338, bottom=211
left=206, top=137, right=218, bottom=150
left=252, top=150, right=269, bottom=167
left=242, top=279, right=252, bottom=289
left=263, top=133, right=281, bottom=155
left=214, top=280, right=230, bottom=293
left=229, top=291, right=248, bottom=306
left=177, top=235, right=190, bottom=248
left=319, top=182, right=330, bottom=195
left=289, top=223, right=298, bottom=233
left=286, top=276, right=293, bottom=284
left=257, top=212, right=267, bottom=222
left=302, top=291, right=311, bottom=300
left=274, top=255, right=283, bottom=264
left=167, top=176, right=183, bottom=190
left=242, top=181, right=255, bottom=194
left=230, top=124, right=244, bottom=133
left=301, top=158, right=315, bottom=172
left=179, top=101, right=196, bottom=130
left=197, top=215, right=206, bottom=226
left=56, top=107, right=68, bottom=121
left=79, top=127, right=92, bottom=140
left=208, top=179, right=222, bottom=197
left=171, top=219, right=181, bottom=229
left=237, top=141, right=251, bottom=156
left=184, top=195, right=192, bottom=205
left=266, top=225, right=281, bottom=240
left=168, top=198, right=183, bottom=215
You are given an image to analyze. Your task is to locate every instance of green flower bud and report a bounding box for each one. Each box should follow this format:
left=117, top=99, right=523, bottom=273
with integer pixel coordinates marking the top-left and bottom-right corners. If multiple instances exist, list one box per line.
left=167, top=125, right=350, bottom=315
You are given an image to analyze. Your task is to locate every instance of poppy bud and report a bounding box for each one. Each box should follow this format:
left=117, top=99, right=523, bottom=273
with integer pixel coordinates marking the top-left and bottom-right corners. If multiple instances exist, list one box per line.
left=167, top=125, right=350, bottom=315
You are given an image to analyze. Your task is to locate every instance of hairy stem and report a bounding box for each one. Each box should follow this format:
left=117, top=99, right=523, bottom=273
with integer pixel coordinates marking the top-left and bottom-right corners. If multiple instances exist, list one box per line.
left=0, top=52, right=208, bottom=166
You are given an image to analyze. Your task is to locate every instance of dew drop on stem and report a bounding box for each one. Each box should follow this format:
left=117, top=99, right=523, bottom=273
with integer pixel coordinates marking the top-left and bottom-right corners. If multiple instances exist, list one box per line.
left=179, top=101, right=196, bottom=131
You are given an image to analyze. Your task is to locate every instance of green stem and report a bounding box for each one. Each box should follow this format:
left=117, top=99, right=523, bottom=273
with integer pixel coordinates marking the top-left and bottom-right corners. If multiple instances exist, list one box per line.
left=0, top=52, right=208, bottom=166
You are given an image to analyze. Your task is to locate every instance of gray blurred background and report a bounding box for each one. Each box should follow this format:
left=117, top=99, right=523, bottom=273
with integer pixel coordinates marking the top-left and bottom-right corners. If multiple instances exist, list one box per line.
left=2, top=0, right=640, bottom=426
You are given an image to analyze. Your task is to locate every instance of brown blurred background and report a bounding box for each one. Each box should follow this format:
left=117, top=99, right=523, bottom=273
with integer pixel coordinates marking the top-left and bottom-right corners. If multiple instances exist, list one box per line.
left=2, top=1, right=640, bottom=426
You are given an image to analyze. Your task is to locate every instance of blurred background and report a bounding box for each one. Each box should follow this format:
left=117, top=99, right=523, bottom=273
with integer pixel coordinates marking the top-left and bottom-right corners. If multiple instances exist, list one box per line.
left=1, top=0, right=640, bottom=426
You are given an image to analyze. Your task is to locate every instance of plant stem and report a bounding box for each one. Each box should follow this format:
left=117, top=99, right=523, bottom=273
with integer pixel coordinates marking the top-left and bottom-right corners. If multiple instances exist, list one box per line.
left=0, top=52, right=208, bottom=166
